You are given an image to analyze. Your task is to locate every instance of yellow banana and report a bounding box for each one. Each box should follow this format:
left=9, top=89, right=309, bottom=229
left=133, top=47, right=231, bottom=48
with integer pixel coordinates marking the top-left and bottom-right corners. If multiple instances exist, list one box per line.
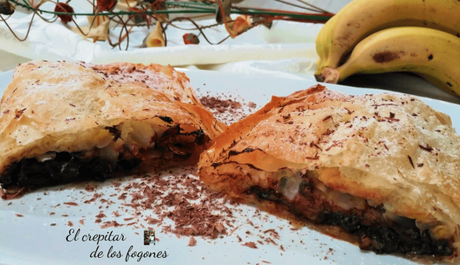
left=315, top=0, right=460, bottom=78
left=318, top=27, right=460, bottom=97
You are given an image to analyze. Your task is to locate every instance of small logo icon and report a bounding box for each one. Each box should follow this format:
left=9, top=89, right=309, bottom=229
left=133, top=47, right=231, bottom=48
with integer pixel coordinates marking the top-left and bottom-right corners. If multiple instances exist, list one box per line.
left=144, top=230, right=155, bottom=245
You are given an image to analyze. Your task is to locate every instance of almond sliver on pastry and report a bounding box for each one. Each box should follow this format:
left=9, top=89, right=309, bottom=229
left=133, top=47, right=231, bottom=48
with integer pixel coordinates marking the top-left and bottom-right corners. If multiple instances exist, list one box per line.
left=198, top=85, right=460, bottom=262
left=0, top=60, right=224, bottom=192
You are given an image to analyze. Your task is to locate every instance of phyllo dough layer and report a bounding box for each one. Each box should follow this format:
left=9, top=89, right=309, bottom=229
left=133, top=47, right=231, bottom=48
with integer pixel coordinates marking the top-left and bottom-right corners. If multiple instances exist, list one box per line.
left=0, top=60, right=224, bottom=190
left=199, top=85, right=460, bottom=261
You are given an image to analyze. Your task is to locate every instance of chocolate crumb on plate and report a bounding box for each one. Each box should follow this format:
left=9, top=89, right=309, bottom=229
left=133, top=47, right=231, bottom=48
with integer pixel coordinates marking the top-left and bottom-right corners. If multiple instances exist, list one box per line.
left=188, top=236, right=197, bottom=247
left=95, top=211, right=107, bottom=218
left=242, top=242, right=258, bottom=249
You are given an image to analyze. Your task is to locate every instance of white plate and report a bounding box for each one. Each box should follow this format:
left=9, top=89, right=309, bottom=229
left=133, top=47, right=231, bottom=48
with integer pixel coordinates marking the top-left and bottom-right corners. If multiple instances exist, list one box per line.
left=1, top=68, right=459, bottom=265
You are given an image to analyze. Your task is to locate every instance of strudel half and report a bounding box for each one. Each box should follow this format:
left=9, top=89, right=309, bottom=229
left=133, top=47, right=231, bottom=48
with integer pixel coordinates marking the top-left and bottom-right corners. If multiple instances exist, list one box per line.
left=199, top=85, right=460, bottom=261
left=0, top=60, right=224, bottom=191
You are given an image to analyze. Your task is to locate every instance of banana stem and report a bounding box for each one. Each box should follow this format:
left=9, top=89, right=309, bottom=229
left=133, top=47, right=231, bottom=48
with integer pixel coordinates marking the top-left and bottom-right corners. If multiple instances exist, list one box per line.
left=315, top=67, right=340, bottom=84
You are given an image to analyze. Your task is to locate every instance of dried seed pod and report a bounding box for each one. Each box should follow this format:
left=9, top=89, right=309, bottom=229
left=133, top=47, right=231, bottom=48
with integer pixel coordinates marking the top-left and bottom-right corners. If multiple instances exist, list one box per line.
left=54, top=2, right=74, bottom=24
left=183, top=33, right=199, bottom=45
left=97, top=0, right=117, bottom=12
left=0, top=0, right=15, bottom=16
left=141, top=23, right=165, bottom=48
left=230, top=15, right=251, bottom=36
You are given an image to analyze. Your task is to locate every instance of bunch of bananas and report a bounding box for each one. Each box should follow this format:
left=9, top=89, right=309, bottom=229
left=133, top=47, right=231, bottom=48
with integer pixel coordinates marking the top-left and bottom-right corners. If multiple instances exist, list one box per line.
left=314, top=0, right=460, bottom=97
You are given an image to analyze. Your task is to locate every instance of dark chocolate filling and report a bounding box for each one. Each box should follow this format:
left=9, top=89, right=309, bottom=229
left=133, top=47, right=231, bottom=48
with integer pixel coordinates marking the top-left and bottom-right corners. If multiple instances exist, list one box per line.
left=0, top=152, right=141, bottom=189
left=0, top=125, right=207, bottom=190
left=321, top=212, right=451, bottom=256
left=247, top=174, right=453, bottom=257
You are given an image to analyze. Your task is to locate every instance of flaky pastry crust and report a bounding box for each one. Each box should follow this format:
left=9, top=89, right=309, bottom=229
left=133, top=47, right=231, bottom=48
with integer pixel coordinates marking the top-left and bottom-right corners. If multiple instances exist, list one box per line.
left=0, top=60, right=224, bottom=188
left=199, top=85, right=460, bottom=261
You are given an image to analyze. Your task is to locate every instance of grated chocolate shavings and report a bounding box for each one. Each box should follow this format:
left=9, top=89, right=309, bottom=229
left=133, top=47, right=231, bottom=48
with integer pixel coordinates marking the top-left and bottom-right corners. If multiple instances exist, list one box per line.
left=419, top=143, right=433, bottom=152
left=242, top=241, right=258, bottom=249
left=200, top=96, right=242, bottom=114
left=64, top=202, right=78, bottom=206
left=78, top=166, right=237, bottom=240
left=145, top=216, right=161, bottom=225
left=265, top=238, right=278, bottom=246
left=84, top=192, right=102, bottom=203
left=199, top=94, right=256, bottom=125
left=95, top=211, right=107, bottom=218
left=100, top=220, right=122, bottom=229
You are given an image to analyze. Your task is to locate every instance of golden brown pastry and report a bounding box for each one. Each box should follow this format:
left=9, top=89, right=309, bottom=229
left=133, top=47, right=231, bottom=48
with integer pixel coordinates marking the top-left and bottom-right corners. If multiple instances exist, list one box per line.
left=0, top=60, right=224, bottom=191
left=199, top=85, right=460, bottom=261
left=89, top=62, right=202, bottom=106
